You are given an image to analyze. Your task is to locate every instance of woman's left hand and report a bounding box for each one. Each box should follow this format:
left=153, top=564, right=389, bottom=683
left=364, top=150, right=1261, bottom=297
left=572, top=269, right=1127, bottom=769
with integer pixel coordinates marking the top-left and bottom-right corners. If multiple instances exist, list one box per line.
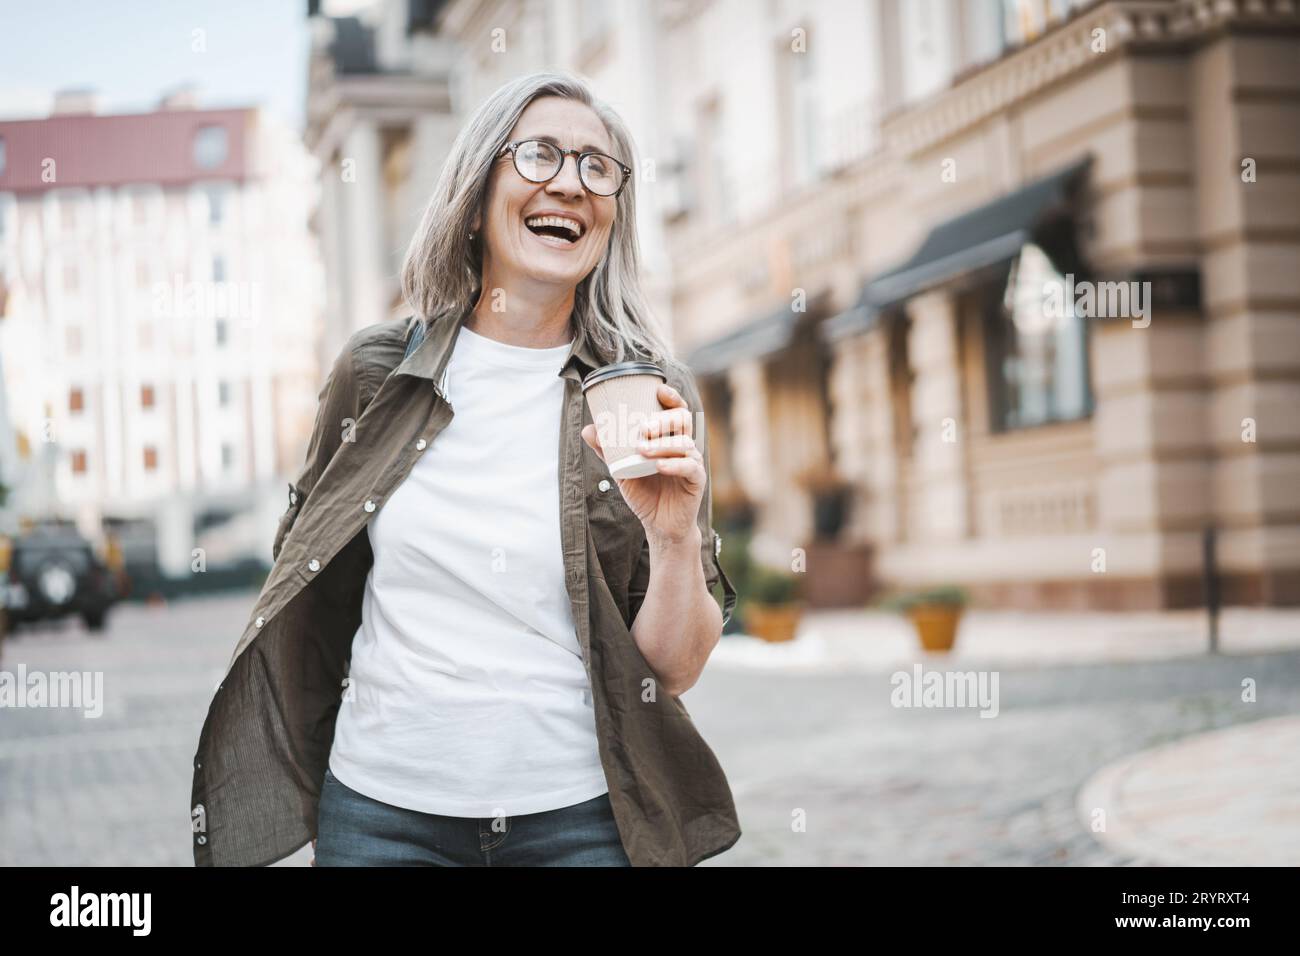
left=581, top=382, right=704, bottom=548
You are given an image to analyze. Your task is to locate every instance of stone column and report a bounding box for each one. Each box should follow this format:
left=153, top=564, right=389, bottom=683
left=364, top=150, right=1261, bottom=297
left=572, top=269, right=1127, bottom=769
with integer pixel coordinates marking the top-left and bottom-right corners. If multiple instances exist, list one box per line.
left=339, top=119, right=387, bottom=338
left=1191, top=34, right=1300, bottom=605
left=727, top=357, right=784, bottom=565
left=905, top=289, right=969, bottom=543
left=1090, top=311, right=1211, bottom=607
left=827, top=326, right=898, bottom=544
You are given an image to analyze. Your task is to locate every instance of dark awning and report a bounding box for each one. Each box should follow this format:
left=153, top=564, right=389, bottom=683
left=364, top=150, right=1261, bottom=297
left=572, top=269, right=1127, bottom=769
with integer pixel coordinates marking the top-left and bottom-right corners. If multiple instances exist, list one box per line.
left=821, top=156, right=1092, bottom=343
left=686, top=289, right=831, bottom=375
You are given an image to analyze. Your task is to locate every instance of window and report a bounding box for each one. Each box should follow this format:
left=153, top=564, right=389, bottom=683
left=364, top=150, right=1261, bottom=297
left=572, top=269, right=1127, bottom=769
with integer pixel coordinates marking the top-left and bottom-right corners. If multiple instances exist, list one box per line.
left=63, top=262, right=80, bottom=294
left=221, top=443, right=235, bottom=471
left=193, top=126, right=229, bottom=169
left=207, top=187, right=226, bottom=225
left=143, top=446, right=158, bottom=471
left=986, top=243, right=1092, bottom=431
left=138, top=321, right=153, bottom=350
left=140, top=384, right=155, bottom=409
left=68, top=387, right=84, bottom=414
left=579, top=0, right=609, bottom=44
left=60, top=199, right=78, bottom=233
left=0, top=136, right=5, bottom=175
left=963, top=0, right=1012, bottom=69
left=1001, top=0, right=1091, bottom=47
left=217, top=380, right=230, bottom=406
left=215, top=318, right=228, bottom=346
left=132, top=196, right=150, bottom=228
left=71, top=449, right=88, bottom=474
left=901, top=0, right=955, bottom=103
left=66, top=326, right=83, bottom=354
left=135, top=259, right=151, bottom=289
left=781, top=35, right=820, bottom=186
left=695, top=98, right=732, bottom=225
left=577, top=0, right=611, bottom=59
left=212, top=255, right=226, bottom=282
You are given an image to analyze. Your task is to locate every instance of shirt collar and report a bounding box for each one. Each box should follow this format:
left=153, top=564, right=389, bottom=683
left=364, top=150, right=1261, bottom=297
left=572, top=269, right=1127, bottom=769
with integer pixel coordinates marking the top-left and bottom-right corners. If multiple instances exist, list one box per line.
left=396, top=308, right=606, bottom=386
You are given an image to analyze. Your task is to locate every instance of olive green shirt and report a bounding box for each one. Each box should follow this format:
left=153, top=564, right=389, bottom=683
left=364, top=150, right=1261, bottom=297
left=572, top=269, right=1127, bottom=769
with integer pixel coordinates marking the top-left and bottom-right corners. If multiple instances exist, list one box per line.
left=190, top=309, right=740, bottom=866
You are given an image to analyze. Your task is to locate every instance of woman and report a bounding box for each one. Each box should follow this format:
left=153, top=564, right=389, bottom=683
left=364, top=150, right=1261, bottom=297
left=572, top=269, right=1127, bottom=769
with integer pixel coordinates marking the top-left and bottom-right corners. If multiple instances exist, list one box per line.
left=189, top=72, right=739, bottom=867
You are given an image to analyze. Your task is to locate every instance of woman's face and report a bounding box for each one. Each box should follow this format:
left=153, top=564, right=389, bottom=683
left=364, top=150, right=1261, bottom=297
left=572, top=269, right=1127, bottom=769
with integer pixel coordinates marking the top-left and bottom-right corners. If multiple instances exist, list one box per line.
left=475, top=96, right=621, bottom=294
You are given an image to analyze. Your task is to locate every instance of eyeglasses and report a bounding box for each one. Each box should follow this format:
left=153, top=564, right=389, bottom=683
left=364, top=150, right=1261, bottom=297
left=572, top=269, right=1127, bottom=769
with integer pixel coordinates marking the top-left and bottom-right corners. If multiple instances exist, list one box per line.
left=498, top=139, right=632, bottom=197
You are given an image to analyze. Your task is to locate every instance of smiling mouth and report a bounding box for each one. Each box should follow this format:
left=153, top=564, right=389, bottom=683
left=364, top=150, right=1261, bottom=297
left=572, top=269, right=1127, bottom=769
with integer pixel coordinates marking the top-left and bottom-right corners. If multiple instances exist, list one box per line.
left=523, top=215, right=584, bottom=244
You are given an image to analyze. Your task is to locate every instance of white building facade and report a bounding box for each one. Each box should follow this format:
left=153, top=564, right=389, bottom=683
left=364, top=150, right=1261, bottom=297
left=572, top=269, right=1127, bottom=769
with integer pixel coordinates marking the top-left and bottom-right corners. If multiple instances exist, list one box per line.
left=0, top=92, right=324, bottom=576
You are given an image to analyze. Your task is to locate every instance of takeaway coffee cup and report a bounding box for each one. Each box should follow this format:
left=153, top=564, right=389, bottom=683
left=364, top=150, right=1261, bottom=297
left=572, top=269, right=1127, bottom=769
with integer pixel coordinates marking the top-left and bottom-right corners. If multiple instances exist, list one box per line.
left=582, top=361, right=669, bottom=479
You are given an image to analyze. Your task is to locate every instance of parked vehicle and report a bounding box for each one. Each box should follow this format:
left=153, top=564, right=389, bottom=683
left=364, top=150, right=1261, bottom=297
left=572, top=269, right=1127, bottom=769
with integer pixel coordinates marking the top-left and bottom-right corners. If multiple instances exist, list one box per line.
left=2, top=525, right=119, bottom=632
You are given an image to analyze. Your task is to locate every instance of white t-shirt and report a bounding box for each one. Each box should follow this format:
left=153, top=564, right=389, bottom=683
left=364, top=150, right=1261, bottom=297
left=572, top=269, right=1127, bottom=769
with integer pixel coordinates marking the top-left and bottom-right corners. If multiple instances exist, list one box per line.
left=327, top=323, right=608, bottom=817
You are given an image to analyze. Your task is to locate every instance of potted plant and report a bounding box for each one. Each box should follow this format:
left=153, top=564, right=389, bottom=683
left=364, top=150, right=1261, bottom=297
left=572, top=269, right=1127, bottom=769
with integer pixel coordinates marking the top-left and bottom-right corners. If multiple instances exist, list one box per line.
left=880, top=584, right=968, bottom=652
left=741, top=564, right=804, bottom=643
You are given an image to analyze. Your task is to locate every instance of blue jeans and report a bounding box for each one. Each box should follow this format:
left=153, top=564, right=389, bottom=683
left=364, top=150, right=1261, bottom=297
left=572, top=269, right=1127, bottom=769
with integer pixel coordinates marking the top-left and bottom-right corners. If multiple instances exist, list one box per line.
left=314, top=767, right=632, bottom=866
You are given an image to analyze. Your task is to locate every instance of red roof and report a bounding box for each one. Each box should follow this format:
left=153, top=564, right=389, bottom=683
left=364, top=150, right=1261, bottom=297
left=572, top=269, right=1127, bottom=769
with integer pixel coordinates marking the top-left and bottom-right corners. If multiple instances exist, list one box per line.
left=0, top=107, right=252, bottom=194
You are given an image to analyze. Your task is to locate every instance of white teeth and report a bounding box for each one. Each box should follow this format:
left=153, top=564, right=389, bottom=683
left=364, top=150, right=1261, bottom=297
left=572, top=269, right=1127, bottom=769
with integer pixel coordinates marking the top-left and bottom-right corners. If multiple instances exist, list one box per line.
left=524, top=215, right=583, bottom=239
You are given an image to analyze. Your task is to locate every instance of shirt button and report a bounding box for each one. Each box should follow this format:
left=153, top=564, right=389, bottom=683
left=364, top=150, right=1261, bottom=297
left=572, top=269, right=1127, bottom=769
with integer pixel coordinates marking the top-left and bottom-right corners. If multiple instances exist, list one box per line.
left=289, top=491, right=297, bottom=506
left=416, top=438, right=427, bottom=451
left=197, top=835, right=207, bottom=845
left=308, top=559, right=320, bottom=572
left=597, top=479, right=611, bottom=493
left=363, top=499, right=376, bottom=513
left=255, top=616, right=265, bottom=628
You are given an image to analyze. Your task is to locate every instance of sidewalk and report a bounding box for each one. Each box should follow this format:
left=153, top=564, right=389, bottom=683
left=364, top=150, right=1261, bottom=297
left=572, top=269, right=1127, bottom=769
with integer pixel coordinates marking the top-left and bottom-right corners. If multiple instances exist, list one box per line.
left=709, top=607, right=1300, bottom=867
left=1076, top=715, right=1300, bottom=866
left=711, top=607, right=1300, bottom=673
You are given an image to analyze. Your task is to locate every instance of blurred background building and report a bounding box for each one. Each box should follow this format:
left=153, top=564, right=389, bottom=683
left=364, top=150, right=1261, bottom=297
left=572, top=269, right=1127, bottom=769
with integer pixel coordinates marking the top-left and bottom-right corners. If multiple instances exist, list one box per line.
left=304, top=0, right=1300, bottom=611
left=304, top=0, right=458, bottom=369
left=0, top=89, right=323, bottom=586
left=0, top=0, right=1296, bottom=609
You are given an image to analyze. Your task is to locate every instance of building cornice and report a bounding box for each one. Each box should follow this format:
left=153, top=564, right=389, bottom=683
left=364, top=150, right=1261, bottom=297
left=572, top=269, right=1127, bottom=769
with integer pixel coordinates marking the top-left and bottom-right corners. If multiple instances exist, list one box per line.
left=883, top=0, right=1300, bottom=159
left=305, top=72, right=451, bottom=154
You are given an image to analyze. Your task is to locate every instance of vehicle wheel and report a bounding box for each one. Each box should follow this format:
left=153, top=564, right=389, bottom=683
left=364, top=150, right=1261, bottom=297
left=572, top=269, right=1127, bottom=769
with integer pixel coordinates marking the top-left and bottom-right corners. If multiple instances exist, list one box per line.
left=82, top=609, right=108, bottom=632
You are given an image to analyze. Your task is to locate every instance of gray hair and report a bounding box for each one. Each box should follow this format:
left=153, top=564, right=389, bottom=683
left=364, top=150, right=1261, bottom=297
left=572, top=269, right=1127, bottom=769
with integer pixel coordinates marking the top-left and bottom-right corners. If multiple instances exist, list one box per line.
left=400, top=71, right=673, bottom=366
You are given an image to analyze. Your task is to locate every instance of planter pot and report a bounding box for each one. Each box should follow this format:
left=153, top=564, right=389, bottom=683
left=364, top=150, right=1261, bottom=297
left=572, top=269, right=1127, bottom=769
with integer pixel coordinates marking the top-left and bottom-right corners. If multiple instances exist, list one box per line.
left=798, top=541, right=875, bottom=607
left=907, top=604, right=963, bottom=652
left=743, top=601, right=804, bottom=643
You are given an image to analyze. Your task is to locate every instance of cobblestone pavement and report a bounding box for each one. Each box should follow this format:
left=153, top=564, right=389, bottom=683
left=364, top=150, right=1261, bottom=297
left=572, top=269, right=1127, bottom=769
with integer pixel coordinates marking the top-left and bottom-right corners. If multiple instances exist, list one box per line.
left=2, top=591, right=1296, bottom=866
left=0, top=592, right=313, bottom=867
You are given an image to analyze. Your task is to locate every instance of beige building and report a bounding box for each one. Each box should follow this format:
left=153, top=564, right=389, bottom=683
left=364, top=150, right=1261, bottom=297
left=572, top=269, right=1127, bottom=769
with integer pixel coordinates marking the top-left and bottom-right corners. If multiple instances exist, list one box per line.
left=670, top=0, right=1300, bottom=608
left=307, top=0, right=1299, bottom=609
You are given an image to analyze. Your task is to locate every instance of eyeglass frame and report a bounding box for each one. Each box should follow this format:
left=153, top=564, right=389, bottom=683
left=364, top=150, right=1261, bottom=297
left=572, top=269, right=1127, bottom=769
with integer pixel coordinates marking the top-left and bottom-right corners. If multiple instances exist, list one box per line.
left=497, top=139, right=633, bottom=197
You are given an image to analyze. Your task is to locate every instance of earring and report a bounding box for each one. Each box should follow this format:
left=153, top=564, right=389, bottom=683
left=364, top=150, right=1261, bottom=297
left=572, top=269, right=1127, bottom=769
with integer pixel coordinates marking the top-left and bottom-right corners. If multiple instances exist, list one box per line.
left=468, top=231, right=476, bottom=242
